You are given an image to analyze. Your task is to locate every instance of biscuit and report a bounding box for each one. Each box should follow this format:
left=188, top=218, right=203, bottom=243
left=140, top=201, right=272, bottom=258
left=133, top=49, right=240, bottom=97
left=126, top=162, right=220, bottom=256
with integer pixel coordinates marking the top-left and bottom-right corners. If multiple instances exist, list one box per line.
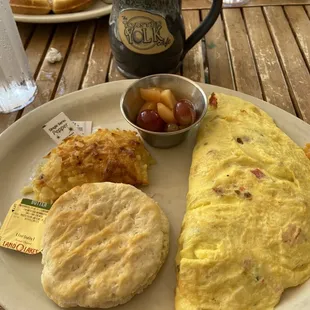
left=41, top=182, right=169, bottom=308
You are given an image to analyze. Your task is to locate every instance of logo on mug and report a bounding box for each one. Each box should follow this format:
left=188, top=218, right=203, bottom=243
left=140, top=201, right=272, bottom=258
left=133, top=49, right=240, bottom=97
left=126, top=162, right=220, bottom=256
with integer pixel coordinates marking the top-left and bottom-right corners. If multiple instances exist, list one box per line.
left=118, top=10, right=174, bottom=55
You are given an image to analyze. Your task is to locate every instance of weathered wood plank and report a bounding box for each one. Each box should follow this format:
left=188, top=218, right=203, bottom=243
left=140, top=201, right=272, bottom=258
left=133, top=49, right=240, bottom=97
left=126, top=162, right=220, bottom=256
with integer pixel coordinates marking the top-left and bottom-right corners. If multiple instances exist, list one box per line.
left=223, top=9, right=263, bottom=98
left=23, top=23, right=77, bottom=115
left=17, top=23, right=34, bottom=47
left=54, top=21, right=96, bottom=98
left=0, top=113, right=19, bottom=135
left=244, top=7, right=295, bottom=114
left=202, top=10, right=234, bottom=89
left=284, top=6, right=310, bottom=70
left=25, top=24, right=55, bottom=77
left=82, top=17, right=111, bottom=89
left=264, top=6, right=310, bottom=123
left=182, top=10, right=205, bottom=82
left=108, top=57, right=126, bottom=81
left=182, top=0, right=310, bottom=10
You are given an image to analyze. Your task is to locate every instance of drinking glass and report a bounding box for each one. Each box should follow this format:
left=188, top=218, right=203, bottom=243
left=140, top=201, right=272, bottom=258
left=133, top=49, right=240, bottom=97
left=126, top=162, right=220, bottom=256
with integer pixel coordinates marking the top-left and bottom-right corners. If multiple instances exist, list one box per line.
left=222, top=0, right=249, bottom=6
left=0, top=0, right=37, bottom=114
left=209, top=0, right=249, bottom=6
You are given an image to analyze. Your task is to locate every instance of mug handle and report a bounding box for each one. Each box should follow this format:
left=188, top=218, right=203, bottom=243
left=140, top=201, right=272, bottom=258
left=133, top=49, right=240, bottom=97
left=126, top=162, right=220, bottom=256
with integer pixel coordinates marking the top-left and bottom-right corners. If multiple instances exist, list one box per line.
left=182, top=0, right=223, bottom=58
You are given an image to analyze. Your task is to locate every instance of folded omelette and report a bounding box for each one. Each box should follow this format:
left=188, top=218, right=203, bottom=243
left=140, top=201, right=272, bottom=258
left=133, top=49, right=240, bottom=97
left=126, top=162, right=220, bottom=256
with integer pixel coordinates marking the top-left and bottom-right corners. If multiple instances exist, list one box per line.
left=176, top=93, right=310, bottom=310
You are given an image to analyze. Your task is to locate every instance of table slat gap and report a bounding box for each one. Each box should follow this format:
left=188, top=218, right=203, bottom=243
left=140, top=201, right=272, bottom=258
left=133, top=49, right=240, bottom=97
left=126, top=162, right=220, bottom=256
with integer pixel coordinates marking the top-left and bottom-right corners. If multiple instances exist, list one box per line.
left=182, top=10, right=205, bottom=83
left=108, top=57, right=126, bottom=81
left=199, top=10, right=208, bottom=83
left=33, top=26, right=56, bottom=79
left=54, top=21, right=96, bottom=99
left=201, top=37, right=209, bottom=84
left=82, top=17, right=111, bottom=89
left=222, top=8, right=263, bottom=99
left=221, top=11, right=237, bottom=90
left=203, top=10, right=235, bottom=89
left=17, top=23, right=35, bottom=48
left=243, top=7, right=295, bottom=114
left=305, top=5, right=310, bottom=18
left=105, top=52, right=114, bottom=82
left=284, top=6, right=310, bottom=72
left=263, top=6, right=310, bottom=123
left=22, top=23, right=77, bottom=115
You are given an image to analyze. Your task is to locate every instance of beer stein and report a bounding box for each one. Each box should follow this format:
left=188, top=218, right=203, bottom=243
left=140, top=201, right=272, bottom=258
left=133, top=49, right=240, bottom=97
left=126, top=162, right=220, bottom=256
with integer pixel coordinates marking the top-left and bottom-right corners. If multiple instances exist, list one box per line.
left=109, top=0, right=223, bottom=78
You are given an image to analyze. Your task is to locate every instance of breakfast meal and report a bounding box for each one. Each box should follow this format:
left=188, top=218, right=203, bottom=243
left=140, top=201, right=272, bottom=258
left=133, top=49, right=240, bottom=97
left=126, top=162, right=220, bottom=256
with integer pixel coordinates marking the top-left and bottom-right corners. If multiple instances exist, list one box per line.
left=2, top=75, right=310, bottom=310
left=136, top=88, right=197, bottom=132
left=10, top=0, right=94, bottom=15
left=176, top=93, right=310, bottom=310
left=29, top=129, right=153, bottom=203
left=41, top=182, right=169, bottom=308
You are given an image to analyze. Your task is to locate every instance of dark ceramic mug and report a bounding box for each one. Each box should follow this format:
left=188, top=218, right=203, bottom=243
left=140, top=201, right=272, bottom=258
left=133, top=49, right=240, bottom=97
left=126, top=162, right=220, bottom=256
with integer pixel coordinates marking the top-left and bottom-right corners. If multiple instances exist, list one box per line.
left=109, top=0, right=223, bottom=78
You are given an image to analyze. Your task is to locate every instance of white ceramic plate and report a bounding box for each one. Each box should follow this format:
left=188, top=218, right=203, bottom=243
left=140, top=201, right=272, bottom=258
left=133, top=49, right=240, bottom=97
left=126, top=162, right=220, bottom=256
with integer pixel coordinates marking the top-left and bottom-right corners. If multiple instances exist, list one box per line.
left=14, top=0, right=112, bottom=24
left=0, top=81, right=310, bottom=310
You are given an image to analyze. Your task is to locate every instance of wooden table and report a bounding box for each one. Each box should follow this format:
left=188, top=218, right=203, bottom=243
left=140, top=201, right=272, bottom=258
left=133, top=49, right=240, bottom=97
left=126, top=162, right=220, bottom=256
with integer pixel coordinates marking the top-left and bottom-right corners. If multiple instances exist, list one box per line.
left=0, top=0, right=310, bottom=132
left=0, top=2, right=309, bottom=309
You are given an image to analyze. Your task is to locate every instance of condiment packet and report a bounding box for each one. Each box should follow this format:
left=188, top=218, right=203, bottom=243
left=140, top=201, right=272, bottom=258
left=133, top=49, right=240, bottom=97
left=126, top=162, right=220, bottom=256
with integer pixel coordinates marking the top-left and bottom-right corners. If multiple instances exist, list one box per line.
left=72, top=121, right=93, bottom=136
left=43, top=112, right=80, bottom=144
left=0, top=199, right=52, bottom=255
left=43, top=112, right=93, bottom=143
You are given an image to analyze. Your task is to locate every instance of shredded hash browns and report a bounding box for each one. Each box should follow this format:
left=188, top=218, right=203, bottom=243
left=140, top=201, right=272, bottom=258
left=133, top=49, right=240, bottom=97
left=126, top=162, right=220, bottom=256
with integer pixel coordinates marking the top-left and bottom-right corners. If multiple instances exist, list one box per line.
left=31, top=129, right=153, bottom=203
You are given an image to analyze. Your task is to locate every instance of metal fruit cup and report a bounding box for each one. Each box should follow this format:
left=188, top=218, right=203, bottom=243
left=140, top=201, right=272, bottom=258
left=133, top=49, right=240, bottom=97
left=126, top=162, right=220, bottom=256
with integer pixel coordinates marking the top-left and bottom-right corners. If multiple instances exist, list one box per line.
left=120, top=74, right=208, bottom=148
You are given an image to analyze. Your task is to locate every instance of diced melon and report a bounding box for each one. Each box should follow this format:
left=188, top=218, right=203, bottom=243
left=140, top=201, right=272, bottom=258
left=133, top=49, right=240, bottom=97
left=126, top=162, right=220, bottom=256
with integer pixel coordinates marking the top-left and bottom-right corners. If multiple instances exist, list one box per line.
left=140, top=88, right=161, bottom=103
left=139, top=102, right=157, bottom=113
left=157, top=102, right=177, bottom=124
left=160, top=89, right=177, bottom=110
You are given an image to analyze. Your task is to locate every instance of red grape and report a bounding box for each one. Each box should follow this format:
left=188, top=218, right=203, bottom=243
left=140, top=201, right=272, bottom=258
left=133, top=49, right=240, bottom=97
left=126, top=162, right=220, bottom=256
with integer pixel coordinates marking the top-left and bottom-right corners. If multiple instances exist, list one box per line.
left=136, top=110, right=165, bottom=132
left=174, top=100, right=196, bottom=126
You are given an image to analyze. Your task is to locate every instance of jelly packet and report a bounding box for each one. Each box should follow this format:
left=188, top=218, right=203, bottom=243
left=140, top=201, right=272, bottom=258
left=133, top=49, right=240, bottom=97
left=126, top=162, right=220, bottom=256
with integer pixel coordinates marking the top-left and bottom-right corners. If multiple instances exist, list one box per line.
left=0, top=199, right=52, bottom=254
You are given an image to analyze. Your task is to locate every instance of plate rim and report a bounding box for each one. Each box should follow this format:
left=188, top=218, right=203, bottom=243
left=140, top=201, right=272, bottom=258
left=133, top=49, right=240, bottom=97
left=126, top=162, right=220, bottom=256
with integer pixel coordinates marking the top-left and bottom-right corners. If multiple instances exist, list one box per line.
left=1, top=80, right=310, bottom=310
left=1, top=80, right=309, bottom=143
left=13, top=1, right=112, bottom=24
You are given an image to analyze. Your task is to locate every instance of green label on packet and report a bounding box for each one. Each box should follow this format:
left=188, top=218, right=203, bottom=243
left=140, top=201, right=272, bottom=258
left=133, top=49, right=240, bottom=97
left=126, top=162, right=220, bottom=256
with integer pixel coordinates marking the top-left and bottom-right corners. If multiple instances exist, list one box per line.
left=21, top=199, right=52, bottom=211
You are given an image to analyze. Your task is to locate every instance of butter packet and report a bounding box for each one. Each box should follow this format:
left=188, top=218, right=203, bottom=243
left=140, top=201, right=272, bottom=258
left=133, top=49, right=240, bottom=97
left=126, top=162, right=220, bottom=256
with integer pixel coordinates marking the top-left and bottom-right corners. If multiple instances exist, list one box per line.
left=0, top=199, right=52, bottom=255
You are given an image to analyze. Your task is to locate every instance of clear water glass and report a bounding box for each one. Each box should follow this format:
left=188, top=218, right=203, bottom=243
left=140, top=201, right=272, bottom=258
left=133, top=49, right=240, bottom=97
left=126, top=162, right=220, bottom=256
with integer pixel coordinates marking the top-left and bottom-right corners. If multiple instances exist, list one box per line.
left=223, top=0, right=249, bottom=6
left=0, top=0, right=37, bottom=114
left=210, top=0, right=250, bottom=7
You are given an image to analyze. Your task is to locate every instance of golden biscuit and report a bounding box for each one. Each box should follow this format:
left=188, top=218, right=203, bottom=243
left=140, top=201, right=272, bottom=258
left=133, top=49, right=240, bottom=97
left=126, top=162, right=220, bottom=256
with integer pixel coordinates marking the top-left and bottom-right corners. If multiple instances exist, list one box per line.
left=42, top=182, right=169, bottom=308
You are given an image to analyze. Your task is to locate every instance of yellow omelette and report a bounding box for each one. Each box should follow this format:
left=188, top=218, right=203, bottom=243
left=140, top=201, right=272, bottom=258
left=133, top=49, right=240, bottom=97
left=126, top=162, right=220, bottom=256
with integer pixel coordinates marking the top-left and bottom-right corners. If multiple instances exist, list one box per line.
left=176, top=93, right=310, bottom=310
